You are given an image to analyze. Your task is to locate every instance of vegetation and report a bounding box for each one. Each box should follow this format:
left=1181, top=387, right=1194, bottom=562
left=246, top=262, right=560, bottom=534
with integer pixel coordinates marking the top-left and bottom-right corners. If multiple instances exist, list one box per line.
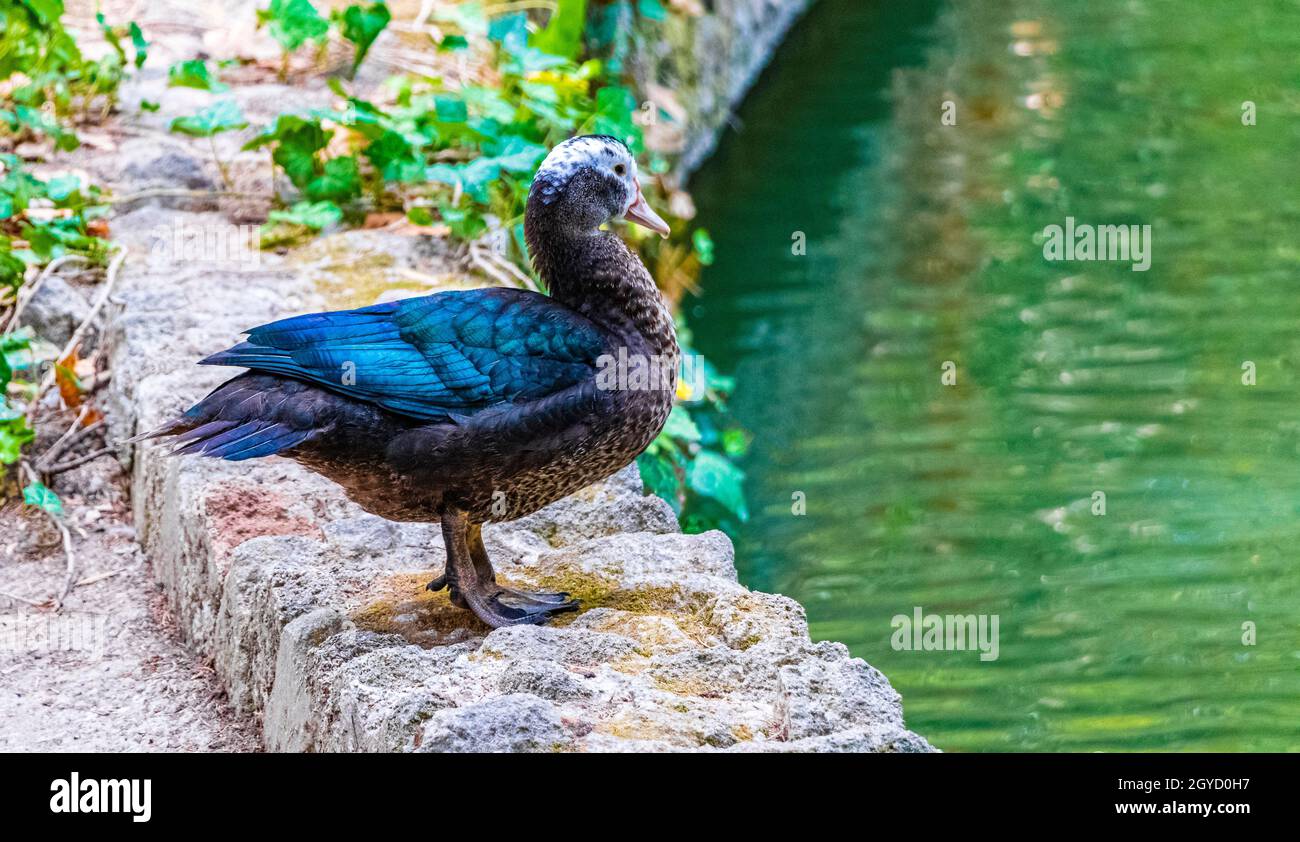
left=2, top=1, right=129, bottom=519
left=1, top=0, right=746, bottom=535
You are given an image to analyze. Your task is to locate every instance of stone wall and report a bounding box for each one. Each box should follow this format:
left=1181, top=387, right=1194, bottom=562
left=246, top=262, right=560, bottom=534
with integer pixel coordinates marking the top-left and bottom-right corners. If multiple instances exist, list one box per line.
left=632, top=0, right=813, bottom=177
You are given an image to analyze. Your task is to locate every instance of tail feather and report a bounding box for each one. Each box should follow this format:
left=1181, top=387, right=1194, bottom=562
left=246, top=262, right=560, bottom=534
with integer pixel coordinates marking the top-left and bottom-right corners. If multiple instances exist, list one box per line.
left=130, top=372, right=326, bottom=462
left=215, top=426, right=315, bottom=461
left=171, top=419, right=263, bottom=457
left=170, top=419, right=238, bottom=445
left=173, top=420, right=314, bottom=461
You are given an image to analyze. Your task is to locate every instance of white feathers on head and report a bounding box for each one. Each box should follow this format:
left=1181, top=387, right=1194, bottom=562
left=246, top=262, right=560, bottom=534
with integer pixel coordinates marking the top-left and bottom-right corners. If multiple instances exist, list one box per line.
left=531, top=135, right=637, bottom=208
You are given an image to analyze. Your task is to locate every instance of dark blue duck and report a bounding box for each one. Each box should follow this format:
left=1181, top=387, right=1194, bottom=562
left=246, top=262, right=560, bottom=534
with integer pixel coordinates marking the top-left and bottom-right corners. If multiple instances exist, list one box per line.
left=144, top=135, right=677, bottom=628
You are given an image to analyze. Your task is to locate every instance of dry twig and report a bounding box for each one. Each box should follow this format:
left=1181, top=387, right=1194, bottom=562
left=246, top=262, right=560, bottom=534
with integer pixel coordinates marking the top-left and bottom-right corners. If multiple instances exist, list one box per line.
left=3, top=254, right=91, bottom=335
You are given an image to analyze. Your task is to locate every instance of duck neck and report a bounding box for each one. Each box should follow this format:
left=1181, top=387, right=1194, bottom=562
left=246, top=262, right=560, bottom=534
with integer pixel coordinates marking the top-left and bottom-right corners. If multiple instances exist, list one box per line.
left=526, top=220, right=677, bottom=359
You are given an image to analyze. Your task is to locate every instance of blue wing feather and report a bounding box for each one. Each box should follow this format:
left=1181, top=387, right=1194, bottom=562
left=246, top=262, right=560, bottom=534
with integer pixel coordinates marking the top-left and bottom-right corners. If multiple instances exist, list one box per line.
left=198, top=288, right=604, bottom=422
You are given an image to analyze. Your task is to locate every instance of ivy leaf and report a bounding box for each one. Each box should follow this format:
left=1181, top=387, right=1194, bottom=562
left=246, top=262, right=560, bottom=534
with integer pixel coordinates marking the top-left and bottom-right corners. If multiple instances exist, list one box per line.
left=305, top=156, right=360, bottom=202
left=169, top=99, right=248, bottom=136
left=260, top=0, right=330, bottom=52
left=434, top=95, right=467, bottom=123
left=267, top=200, right=342, bottom=230
left=531, top=0, right=587, bottom=60
left=686, top=450, right=749, bottom=521
left=437, top=203, right=487, bottom=240
left=167, top=59, right=227, bottom=91
left=638, top=0, right=668, bottom=22
left=590, top=85, right=641, bottom=151
left=406, top=207, right=435, bottom=227
left=129, top=22, right=149, bottom=68
left=487, top=11, right=528, bottom=52
left=427, top=137, right=545, bottom=203
left=637, top=449, right=683, bottom=515
left=23, top=482, right=64, bottom=517
left=0, top=416, right=35, bottom=465
left=490, top=135, right=548, bottom=173
left=364, top=130, right=423, bottom=182
left=661, top=405, right=702, bottom=443
left=13, top=105, right=78, bottom=150
left=337, top=3, right=391, bottom=77
left=243, top=115, right=329, bottom=190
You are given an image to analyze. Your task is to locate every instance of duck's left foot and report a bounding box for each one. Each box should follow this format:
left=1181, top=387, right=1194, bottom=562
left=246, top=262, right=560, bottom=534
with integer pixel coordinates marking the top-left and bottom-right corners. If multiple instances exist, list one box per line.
left=424, top=572, right=469, bottom=608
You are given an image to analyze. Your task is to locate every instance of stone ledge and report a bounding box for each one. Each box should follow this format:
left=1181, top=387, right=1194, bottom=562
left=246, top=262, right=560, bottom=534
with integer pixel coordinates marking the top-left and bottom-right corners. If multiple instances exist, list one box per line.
left=109, top=236, right=932, bottom=749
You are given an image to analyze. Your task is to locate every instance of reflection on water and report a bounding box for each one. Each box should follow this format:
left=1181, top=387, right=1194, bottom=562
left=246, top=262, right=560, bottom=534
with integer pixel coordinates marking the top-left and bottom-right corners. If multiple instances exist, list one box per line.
left=688, top=0, right=1300, bottom=751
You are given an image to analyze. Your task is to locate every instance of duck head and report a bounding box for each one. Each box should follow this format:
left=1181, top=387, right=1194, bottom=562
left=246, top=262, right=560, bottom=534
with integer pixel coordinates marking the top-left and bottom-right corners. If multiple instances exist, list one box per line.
left=526, top=134, right=670, bottom=239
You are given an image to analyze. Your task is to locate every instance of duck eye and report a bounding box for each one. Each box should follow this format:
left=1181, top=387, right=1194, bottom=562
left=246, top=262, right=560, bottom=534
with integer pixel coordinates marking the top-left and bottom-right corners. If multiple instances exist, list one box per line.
left=614, top=164, right=626, bottom=176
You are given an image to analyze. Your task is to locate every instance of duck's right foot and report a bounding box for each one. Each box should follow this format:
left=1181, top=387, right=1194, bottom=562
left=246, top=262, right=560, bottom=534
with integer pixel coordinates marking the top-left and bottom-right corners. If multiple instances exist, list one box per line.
left=437, top=510, right=581, bottom=628
left=474, top=584, right=580, bottom=627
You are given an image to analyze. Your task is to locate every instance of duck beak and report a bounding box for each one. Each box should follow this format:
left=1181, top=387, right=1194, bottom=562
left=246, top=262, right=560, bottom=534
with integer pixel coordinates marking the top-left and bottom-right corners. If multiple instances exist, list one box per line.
left=624, top=187, right=671, bottom=238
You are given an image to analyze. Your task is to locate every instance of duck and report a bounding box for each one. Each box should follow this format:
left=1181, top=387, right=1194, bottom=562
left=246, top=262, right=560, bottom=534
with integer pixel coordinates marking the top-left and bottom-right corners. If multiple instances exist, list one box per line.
left=140, top=135, right=677, bottom=628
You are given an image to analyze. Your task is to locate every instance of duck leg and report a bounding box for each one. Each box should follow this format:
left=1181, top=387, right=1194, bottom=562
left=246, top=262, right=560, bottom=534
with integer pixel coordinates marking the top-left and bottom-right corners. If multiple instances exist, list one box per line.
left=429, top=508, right=578, bottom=628
left=466, top=523, right=576, bottom=607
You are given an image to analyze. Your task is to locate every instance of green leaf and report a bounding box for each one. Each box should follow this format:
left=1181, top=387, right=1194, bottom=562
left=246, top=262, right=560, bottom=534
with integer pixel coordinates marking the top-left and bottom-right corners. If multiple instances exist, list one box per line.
left=721, top=428, right=749, bottom=458
left=686, top=450, right=749, bottom=521
left=129, top=22, right=149, bottom=68
left=364, top=130, right=422, bottom=182
left=243, top=115, right=329, bottom=190
left=532, top=0, right=587, bottom=60
left=0, top=243, right=26, bottom=289
left=13, top=105, right=78, bottom=150
left=437, top=203, right=487, bottom=240
left=590, top=85, right=641, bottom=151
left=305, top=156, right=361, bottom=202
left=23, top=482, right=64, bottom=517
left=434, top=95, right=467, bottom=123
left=337, top=3, right=391, bottom=76
left=692, top=228, right=714, bottom=266
left=267, top=200, right=342, bottom=230
left=0, top=416, right=35, bottom=465
left=637, top=450, right=683, bottom=515
left=638, top=0, right=668, bottom=22
left=140, top=99, right=160, bottom=112
left=487, top=12, right=528, bottom=51
left=406, top=206, right=435, bottom=226
left=661, top=405, right=702, bottom=443
left=260, top=0, right=330, bottom=52
left=169, top=99, right=248, bottom=136
left=167, top=59, right=227, bottom=91
left=427, top=137, right=545, bottom=204
left=44, top=174, right=81, bottom=202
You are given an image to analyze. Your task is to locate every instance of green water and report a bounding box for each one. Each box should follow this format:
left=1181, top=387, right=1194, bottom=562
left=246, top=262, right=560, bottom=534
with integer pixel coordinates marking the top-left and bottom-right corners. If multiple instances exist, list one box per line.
left=688, top=0, right=1300, bottom=751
